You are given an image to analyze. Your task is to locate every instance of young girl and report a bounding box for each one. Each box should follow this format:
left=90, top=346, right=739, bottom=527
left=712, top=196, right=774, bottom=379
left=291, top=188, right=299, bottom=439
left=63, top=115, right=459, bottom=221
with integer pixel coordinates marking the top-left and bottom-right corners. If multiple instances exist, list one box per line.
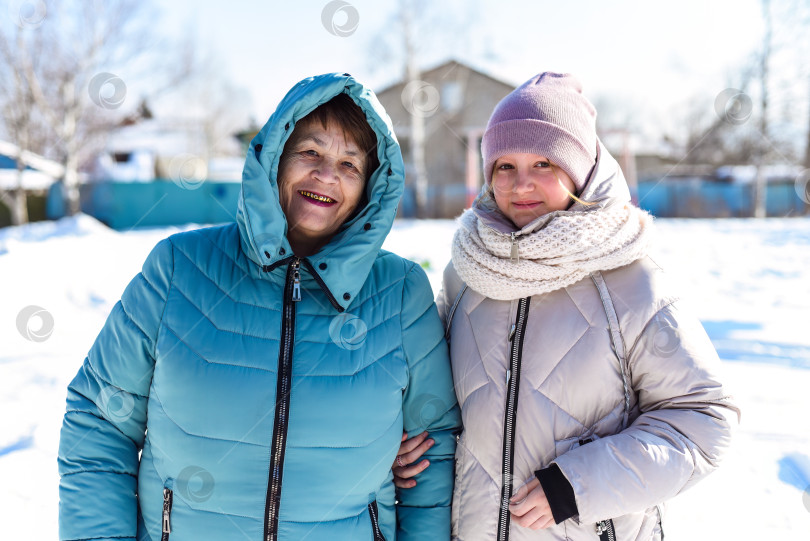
left=395, top=72, right=738, bottom=540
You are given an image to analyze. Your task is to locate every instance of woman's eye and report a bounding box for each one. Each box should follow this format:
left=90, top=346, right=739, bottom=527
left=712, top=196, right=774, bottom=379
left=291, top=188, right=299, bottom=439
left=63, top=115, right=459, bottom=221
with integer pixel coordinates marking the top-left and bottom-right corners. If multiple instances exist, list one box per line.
left=302, top=149, right=318, bottom=157
left=343, top=161, right=357, bottom=170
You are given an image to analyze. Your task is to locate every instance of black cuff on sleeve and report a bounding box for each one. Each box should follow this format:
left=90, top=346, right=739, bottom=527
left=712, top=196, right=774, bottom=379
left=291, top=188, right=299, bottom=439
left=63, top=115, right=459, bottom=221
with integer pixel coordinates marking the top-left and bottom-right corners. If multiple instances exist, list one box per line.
left=535, top=463, right=578, bottom=524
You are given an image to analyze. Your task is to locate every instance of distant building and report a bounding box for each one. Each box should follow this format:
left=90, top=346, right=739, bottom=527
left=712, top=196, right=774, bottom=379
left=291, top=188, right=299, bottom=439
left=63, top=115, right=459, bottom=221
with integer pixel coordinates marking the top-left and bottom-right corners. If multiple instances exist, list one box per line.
left=376, top=60, right=515, bottom=218
left=89, top=119, right=243, bottom=183
left=714, top=164, right=804, bottom=185
left=0, top=140, right=66, bottom=225
left=0, top=140, right=64, bottom=191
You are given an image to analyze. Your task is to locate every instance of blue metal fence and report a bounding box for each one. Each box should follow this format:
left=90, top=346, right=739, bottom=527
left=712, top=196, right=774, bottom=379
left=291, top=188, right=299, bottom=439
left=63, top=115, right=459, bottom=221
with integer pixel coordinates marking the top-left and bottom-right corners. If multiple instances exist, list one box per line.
left=45, top=178, right=810, bottom=230
left=637, top=179, right=808, bottom=218
left=75, top=180, right=242, bottom=230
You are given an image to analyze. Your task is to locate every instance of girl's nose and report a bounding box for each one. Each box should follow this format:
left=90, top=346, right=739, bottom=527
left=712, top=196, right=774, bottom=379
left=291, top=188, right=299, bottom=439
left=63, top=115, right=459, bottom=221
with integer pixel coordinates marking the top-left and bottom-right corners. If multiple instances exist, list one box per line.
left=513, top=168, right=534, bottom=194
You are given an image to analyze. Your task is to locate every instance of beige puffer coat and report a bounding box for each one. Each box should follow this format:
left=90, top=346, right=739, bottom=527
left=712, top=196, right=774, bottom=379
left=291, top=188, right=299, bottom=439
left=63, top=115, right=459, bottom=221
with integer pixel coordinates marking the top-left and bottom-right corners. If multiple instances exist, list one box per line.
left=438, top=145, right=739, bottom=541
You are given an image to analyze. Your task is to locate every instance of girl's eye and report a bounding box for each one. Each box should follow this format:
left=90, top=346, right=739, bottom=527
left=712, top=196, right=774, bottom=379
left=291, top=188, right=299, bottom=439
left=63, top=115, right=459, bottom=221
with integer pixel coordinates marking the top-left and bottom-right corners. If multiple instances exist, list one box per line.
left=535, top=161, right=551, bottom=168
left=497, top=163, right=514, bottom=170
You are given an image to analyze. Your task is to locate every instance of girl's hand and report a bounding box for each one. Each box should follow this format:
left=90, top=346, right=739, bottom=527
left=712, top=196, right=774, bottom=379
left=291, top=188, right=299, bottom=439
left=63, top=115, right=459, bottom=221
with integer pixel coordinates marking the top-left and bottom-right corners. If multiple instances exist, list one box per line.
left=509, top=477, right=554, bottom=530
left=392, top=431, right=434, bottom=488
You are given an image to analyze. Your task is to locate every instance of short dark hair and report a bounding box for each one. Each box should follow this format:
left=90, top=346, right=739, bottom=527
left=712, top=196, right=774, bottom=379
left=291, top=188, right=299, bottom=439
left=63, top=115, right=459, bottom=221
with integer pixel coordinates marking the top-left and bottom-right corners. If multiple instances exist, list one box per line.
left=284, top=93, right=380, bottom=181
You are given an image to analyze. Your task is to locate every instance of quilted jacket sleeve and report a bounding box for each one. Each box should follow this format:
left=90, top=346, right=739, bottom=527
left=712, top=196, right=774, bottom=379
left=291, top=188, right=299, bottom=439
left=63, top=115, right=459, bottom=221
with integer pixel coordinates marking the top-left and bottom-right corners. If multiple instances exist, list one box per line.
left=435, top=261, right=463, bottom=327
left=58, top=238, right=174, bottom=541
left=397, top=262, right=462, bottom=541
left=553, top=301, right=740, bottom=524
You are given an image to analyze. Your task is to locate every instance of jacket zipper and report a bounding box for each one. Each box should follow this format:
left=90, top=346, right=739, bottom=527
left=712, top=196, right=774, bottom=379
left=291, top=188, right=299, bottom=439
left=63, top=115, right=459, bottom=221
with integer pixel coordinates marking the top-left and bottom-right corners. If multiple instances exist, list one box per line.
left=368, top=500, right=386, bottom=541
left=496, top=297, right=531, bottom=541
left=291, top=259, right=301, bottom=302
left=510, top=232, right=519, bottom=262
left=596, top=519, right=616, bottom=541
left=263, top=257, right=344, bottom=312
left=264, top=258, right=300, bottom=541
left=161, top=488, right=173, bottom=541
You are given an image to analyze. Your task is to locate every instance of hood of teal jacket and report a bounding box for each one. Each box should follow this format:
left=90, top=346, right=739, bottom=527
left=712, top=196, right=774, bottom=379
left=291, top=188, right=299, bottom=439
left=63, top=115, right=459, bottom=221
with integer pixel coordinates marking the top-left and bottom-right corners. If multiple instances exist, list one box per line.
left=236, top=73, right=404, bottom=311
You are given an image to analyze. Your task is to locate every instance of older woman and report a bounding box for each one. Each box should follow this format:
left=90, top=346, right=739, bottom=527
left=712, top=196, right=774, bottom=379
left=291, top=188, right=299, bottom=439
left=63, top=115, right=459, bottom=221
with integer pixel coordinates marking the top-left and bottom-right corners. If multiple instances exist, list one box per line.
left=58, top=73, right=460, bottom=541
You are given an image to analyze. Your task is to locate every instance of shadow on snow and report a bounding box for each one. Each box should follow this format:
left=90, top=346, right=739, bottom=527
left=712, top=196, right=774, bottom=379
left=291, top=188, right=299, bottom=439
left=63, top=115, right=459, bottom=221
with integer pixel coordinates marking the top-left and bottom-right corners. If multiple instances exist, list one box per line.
left=701, top=320, right=810, bottom=370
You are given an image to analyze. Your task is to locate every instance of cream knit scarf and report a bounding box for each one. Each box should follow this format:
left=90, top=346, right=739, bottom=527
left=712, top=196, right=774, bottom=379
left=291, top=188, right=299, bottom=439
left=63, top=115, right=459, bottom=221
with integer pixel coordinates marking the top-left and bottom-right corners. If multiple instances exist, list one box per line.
left=452, top=203, right=655, bottom=300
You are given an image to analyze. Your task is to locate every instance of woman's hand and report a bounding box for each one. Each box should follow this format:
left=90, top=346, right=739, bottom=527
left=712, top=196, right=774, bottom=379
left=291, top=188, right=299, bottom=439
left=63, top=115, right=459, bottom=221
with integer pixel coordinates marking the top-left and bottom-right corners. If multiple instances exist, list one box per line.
left=392, top=431, right=434, bottom=488
left=509, top=477, right=554, bottom=530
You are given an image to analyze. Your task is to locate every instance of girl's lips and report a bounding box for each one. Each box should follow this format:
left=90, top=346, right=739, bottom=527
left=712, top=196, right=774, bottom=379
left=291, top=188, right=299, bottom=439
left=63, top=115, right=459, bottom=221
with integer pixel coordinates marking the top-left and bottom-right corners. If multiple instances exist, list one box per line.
left=512, top=201, right=542, bottom=209
left=298, top=190, right=337, bottom=207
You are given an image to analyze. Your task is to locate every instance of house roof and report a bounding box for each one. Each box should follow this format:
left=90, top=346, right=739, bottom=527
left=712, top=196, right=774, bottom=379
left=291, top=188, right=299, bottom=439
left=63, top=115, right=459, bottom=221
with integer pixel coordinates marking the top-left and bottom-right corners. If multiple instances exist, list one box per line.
left=376, top=58, right=516, bottom=95
left=0, top=141, right=64, bottom=177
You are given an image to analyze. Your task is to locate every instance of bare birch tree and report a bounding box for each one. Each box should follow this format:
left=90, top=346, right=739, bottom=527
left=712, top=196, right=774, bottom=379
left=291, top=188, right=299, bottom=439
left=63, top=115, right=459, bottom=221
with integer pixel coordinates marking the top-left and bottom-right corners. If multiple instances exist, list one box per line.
left=399, top=0, right=431, bottom=218
left=0, top=21, right=41, bottom=225
left=0, top=0, right=193, bottom=219
left=368, top=0, right=491, bottom=218
left=753, top=0, right=773, bottom=217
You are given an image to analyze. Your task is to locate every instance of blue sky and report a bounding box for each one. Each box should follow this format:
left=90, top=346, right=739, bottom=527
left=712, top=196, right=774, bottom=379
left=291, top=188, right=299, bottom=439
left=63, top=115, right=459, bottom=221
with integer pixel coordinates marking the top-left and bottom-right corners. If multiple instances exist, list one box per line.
left=152, top=0, right=767, bottom=132
left=4, top=0, right=782, bottom=147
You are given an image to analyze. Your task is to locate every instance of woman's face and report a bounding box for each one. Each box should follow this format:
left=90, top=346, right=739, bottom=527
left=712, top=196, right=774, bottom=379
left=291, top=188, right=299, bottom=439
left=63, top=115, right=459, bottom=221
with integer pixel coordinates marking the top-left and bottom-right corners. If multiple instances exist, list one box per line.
left=278, top=120, right=367, bottom=256
left=490, top=153, right=576, bottom=228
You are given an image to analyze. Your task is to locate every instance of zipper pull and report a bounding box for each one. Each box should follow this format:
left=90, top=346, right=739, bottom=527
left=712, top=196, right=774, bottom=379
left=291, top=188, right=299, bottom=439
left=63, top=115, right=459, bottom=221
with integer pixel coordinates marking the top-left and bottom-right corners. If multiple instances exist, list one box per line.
left=162, top=488, right=172, bottom=534
left=508, top=323, right=516, bottom=342
left=595, top=520, right=606, bottom=535
left=505, top=369, right=511, bottom=385
left=510, top=232, right=519, bottom=262
left=292, top=259, right=301, bottom=302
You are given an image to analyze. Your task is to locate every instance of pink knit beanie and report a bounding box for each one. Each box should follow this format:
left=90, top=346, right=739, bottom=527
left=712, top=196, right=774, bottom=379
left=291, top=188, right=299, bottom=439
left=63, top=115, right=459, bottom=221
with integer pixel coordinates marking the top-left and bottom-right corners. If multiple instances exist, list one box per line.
left=482, top=72, right=597, bottom=193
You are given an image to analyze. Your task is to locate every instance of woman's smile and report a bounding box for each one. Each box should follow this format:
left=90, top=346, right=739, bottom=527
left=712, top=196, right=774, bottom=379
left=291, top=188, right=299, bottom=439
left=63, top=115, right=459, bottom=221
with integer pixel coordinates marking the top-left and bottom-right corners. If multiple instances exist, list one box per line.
left=298, top=189, right=337, bottom=206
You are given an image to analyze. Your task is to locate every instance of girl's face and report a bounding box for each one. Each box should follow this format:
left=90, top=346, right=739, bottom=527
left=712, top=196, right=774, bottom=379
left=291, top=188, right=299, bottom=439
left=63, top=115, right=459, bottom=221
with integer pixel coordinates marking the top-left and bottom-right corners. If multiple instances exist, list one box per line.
left=490, top=153, right=576, bottom=228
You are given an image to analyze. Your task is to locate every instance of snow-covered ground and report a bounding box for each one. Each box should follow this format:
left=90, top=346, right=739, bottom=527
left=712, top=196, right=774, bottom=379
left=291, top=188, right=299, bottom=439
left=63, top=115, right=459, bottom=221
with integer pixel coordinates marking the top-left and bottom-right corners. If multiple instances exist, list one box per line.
left=1, top=214, right=809, bottom=539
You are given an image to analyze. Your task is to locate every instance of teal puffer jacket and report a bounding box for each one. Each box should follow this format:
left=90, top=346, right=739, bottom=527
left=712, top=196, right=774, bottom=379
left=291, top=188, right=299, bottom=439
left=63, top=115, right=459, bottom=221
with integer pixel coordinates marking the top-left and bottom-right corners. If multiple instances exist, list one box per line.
left=58, top=73, right=461, bottom=541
